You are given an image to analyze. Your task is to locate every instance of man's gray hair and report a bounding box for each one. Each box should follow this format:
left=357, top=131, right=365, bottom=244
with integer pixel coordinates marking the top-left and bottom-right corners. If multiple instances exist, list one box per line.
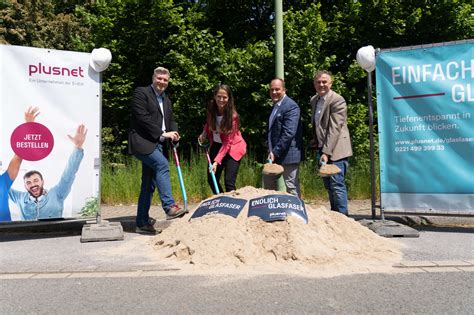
left=152, top=66, right=170, bottom=80
left=313, top=70, right=332, bottom=81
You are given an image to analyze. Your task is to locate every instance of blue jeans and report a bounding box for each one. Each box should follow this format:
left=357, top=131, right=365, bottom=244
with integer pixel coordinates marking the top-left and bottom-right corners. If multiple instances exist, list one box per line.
left=322, top=158, right=349, bottom=216
left=134, top=144, right=175, bottom=226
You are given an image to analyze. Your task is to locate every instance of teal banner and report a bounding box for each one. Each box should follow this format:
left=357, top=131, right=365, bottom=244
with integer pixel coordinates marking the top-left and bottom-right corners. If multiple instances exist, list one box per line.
left=376, top=41, right=474, bottom=213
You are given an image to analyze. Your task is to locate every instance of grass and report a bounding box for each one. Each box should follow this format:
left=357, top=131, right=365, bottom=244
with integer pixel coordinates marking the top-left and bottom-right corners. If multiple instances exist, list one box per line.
left=101, top=151, right=377, bottom=205
left=101, top=158, right=142, bottom=204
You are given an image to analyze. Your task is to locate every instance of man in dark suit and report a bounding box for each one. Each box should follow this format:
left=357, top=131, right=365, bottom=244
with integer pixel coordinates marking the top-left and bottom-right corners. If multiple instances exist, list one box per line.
left=128, top=66, right=187, bottom=234
left=266, top=78, right=303, bottom=197
left=310, top=70, right=353, bottom=215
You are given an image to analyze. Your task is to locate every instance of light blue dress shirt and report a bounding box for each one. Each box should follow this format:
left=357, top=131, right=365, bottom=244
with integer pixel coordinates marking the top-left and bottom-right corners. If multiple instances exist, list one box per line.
left=9, top=148, right=84, bottom=220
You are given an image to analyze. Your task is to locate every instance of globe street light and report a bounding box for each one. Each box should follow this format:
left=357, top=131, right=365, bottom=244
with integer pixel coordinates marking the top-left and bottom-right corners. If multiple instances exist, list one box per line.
left=89, top=48, right=112, bottom=73
left=356, top=45, right=378, bottom=220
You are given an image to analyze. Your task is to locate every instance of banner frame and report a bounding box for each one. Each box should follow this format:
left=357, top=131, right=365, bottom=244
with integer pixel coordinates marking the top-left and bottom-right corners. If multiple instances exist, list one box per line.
left=375, top=39, right=474, bottom=217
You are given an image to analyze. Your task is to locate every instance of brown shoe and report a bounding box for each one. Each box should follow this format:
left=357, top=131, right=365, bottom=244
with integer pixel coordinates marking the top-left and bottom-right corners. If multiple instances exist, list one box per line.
left=166, top=204, right=188, bottom=220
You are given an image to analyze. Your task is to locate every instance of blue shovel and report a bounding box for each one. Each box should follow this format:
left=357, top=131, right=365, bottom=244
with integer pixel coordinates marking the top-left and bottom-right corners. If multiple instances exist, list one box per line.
left=198, top=137, right=220, bottom=194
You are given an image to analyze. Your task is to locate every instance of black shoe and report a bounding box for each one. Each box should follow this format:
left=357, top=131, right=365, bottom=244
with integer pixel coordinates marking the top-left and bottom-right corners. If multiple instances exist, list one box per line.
left=135, top=224, right=158, bottom=235
left=165, top=204, right=188, bottom=220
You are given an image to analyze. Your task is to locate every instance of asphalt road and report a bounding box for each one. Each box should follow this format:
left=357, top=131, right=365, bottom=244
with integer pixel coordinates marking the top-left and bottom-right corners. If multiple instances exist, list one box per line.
left=0, top=225, right=473, bottom=314
left=0, top=271, right=472, bottom=314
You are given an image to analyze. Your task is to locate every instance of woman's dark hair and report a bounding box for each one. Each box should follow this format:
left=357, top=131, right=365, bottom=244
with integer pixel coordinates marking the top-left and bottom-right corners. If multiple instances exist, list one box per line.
left=207, top=84, right=238, bottom=134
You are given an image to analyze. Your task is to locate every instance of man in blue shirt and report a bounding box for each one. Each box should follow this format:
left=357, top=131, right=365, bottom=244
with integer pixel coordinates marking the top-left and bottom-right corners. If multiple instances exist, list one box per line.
left=0, top=106, right=40, bottom=221
left=9, top=124, right=87, bottom=220
left=0, top=155, right=22, bottom=221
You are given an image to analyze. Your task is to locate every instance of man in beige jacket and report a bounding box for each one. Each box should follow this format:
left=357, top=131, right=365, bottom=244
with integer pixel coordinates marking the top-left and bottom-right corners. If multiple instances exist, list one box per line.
left=310, top=70, right=352, bottom=215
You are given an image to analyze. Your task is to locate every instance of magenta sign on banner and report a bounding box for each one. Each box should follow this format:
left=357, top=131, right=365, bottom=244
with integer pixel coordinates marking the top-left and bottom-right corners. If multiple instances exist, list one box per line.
left=10, top=122, right=54, bottom=161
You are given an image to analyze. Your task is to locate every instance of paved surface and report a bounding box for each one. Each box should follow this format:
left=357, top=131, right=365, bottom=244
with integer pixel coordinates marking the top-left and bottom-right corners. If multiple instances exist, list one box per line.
left=100, top=200, right=474, bottom=229
left=1, top=199, right=472, bottom=273
left=0, top=200, right=472, bottom=314
left=0, top=271, right=472, bottom=314
left=0, top=230, right=473, bottom=314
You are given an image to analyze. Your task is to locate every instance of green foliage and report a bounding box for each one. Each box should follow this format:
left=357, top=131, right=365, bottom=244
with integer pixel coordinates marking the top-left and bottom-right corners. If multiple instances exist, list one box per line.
left=346, top=159, right=381, bottom=200
left=281, top=3, right=336, bottom=154
left=77, top=0, right=473, bottom=164
left=101, top=127, right=127, bottom=161
left=0, top=0, right=89, bottom=49
left=299, top=158, right=326, bottom=200
left=100, top=152, right=375, bottom=204
left=195, top=0, right=274, bottom=47
left=101, top=157, right=142, bottom=204
left=101, top=150, right=269, bottom=204
left=2, top=0, right=472, bottom=171
left=80, top=196, right=99, bottom=217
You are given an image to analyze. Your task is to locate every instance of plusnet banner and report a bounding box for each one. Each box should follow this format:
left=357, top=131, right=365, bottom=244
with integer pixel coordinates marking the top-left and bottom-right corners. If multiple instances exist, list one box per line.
left=376, top=41, right=474, bottom=213
left=0, top=45, right=101, bottom=222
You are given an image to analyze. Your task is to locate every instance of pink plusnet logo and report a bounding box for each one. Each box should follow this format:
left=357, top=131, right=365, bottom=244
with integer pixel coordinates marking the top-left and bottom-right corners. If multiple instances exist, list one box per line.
left=29, top=62, right=85, bottom=77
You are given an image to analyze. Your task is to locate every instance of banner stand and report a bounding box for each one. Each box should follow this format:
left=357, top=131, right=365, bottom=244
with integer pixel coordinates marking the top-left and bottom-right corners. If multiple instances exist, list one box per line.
left=363, top=71, right=419, bottom=238
left=376, top=40, right=474, bottom=217
left=356, top=46, right=419, bottom=238
left=80, top=219, right=124, bottom=242
left=80, top=58, right=124, bottom=242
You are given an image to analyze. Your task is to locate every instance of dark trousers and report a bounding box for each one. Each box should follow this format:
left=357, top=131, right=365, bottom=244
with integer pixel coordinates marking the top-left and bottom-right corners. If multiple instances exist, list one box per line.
left=208, top=142, right=241, bottom=194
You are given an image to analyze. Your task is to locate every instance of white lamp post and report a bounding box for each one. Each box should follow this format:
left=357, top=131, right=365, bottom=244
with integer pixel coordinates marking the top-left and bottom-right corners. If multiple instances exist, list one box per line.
left=81, top=48, right=123, bottom=242
left=355, top=46, right=419, bottom=238
left=89, top=47, right=112, bottom=225
left=356, top=45, right=378, bottom=220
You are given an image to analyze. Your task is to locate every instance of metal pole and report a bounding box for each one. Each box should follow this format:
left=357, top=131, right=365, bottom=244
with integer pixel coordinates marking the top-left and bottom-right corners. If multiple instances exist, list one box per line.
left=96, top=72, right=103, bottom=225
left=273, top=0, right=287, bottom=191
left=275, top=0, right=284, bottom=79
left=367, top=72, right=377, bottom=220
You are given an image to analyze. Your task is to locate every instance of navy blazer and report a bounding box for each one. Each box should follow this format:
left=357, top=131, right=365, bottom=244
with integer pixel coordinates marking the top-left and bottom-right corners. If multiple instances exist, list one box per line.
left=268, top=95, right=303, bottom=165
left=128, top=85, right=178, bottom=155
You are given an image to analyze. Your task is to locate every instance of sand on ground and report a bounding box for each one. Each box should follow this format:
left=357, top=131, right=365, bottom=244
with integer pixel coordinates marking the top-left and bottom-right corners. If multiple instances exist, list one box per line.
left=149, top=186, right=402, bottom=278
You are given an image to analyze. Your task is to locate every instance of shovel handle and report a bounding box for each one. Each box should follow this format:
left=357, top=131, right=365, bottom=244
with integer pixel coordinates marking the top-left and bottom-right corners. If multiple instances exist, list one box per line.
left=172, top=146, right=188, bottom=207
left=209, top=164, right=220, bottom=194
left=200, top=142, right=219, bottom=194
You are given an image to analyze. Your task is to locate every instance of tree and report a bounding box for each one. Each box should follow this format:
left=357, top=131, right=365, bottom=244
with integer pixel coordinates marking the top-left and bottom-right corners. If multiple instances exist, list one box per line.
left=3, top=0, right=471, bottom=164
left=0, top=0, right=88, bottom=50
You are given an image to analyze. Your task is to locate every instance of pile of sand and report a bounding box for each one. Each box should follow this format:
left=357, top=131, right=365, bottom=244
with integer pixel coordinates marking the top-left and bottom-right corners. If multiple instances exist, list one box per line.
left=152, top=186, right=402, bottom=277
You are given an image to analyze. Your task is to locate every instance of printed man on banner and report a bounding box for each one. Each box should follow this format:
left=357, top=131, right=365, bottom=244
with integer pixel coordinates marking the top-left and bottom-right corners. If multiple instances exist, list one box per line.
left=0, top=107, right=40, bottom=221
left=9, top=124, right=87, bottom=220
